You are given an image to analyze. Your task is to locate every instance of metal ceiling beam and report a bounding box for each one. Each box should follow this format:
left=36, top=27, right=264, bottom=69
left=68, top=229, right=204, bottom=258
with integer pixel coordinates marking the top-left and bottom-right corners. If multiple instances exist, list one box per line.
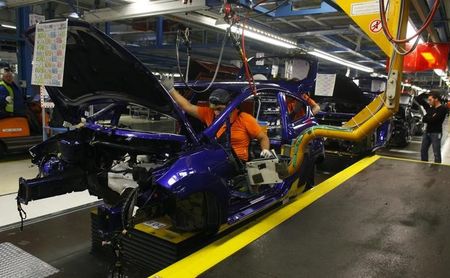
left=83, top=0, right=207, bottom=23
left=443, top=0, right=450, bottom=42
left=5, top=0, right=45, bottom=7
left=410, top=0, right=439, bottom=42
left=288, top=28, right=351, bottom=37
left=316, top=35, right=384, bottom=67
left=238, top=0, right=337, bottom=18
left=264, top=15, right=347, bottom=24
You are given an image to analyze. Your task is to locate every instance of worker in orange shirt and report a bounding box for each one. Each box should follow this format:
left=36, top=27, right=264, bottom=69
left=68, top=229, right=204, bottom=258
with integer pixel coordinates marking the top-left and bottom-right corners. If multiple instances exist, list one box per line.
left=286, top=93, right=320, bottom=122
left=161, top=76, right=271, bottom=161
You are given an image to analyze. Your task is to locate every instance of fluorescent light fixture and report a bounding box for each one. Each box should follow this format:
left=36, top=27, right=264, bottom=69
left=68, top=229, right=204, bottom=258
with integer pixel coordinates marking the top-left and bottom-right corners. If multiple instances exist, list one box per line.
left=308, top=49, right=374, bottom=73
left=68, top=12, right=79, bottom=18
left=434, top=69, right=445, bottom=77
left=1, top=24, right=17, bottom=30
left=407, top=20, right=424, bottom=44
left=215, top=24, right=297, bottom=49
left=152, top=72, right=181, bottom=78
left=371, top=73, right=388, bottom=79
left=433, top=69, right=449, bottom=85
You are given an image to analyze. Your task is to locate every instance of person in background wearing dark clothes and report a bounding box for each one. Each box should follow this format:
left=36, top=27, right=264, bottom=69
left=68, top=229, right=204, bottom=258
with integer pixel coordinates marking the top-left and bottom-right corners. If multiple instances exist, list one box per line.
left=420, top=92, right=448, bottom=163
left=0, top=67, right=26, bottom=117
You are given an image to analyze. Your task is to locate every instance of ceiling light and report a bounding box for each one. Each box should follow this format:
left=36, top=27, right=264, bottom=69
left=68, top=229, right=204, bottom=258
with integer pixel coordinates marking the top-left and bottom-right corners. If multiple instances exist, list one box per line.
left=407, top=21, right=424, bottom=44
left=308, top=49, right=374, bottom=73
left=215, top=24, right=297, bottom=49
left=231, top=26, right=297, bottom=49
left=68, top=12, right=79, bottom=18
left=1, top=24, right=17, bottom=30
left=434, top=69, right=445, bottom=77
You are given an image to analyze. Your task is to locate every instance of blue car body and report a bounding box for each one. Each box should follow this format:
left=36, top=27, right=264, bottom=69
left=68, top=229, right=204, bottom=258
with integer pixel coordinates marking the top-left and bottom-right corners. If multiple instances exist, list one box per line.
left=18, top=20, right=324, bottom=234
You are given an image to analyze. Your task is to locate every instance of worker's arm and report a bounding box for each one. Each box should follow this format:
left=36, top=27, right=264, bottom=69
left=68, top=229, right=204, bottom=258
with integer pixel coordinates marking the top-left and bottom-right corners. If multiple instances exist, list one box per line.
left=169, top=89, right=200, bottom=119
left=256, top=131, right=270, bottom=155
left=302, top=94, right=321, bottom=115
left=160, top=76, right=200, bottom=119
left=423, top=106, right=447, bottom=124
left=311, top=104, right=321, bottom=115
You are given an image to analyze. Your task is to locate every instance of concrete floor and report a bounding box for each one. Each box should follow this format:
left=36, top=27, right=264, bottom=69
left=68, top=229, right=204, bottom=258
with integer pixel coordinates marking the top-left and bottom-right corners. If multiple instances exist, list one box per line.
left=201, top=158, right=450, bottom=278
left=0, top=154, right=36, bottom=196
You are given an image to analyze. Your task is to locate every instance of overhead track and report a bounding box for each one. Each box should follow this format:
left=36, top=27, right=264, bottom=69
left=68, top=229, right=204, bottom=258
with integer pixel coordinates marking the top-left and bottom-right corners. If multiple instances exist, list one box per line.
left=83, top=0, right=207, bottom=23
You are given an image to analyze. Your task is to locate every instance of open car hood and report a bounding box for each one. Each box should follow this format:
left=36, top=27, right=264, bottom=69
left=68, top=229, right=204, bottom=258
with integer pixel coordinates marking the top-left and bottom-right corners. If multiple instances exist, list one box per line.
left=25, top=19, right=173, bottom=123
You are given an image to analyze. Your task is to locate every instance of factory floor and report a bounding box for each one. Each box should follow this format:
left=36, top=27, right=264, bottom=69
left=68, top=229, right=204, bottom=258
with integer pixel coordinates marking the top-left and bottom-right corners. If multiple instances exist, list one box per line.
left=0, top=119, right=449, bottom=277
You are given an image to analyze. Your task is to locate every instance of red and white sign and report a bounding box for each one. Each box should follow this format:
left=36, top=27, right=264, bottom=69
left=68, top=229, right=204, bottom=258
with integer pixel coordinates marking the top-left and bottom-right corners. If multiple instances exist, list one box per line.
left=369, top=19, right=383, bottom=33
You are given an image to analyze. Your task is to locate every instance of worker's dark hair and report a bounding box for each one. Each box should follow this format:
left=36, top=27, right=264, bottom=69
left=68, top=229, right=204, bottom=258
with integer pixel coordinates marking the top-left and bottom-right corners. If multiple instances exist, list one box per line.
left=429, top=91, right=441, bottom=101
left=209, top=88, right=232, bottom=105
left=1, top=67, right=12, bottom=72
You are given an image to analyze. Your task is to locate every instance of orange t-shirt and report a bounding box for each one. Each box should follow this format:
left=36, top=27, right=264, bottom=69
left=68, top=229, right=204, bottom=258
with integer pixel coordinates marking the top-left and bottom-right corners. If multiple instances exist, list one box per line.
left=197, top=107, right=262, bottom=161
left=287, top=95, right=318, bottom=120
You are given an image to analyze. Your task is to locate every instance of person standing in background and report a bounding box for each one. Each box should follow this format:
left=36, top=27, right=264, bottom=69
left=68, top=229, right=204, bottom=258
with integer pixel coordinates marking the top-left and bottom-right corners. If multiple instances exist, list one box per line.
left=420, top=92, right=448, bottom=163
left=0, top=67, right=26, bottom=117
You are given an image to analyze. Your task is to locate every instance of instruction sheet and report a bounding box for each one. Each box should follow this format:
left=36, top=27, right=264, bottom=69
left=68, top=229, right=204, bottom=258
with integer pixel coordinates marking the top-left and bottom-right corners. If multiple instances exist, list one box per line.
left=31, top=20, right=68, bottom=87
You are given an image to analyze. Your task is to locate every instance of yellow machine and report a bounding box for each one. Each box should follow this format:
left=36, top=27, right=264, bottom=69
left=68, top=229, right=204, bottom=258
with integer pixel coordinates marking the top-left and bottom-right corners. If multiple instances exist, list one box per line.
left=286, top=0, right=411, bottom=181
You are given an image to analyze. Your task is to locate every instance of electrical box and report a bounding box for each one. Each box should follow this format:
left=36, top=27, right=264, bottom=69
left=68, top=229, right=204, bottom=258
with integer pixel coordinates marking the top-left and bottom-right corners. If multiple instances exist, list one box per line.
left=246, top=157, right=288, bottom=185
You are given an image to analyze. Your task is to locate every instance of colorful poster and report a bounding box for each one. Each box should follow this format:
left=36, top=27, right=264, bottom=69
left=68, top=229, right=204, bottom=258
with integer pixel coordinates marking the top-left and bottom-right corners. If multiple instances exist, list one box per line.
left=31, top=20, right=68, bottom=87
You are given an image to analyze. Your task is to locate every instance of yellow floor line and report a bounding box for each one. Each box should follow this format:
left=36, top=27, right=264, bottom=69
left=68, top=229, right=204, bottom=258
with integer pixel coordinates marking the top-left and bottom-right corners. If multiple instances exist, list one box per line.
left=379, top=155, right=450, bottom=167
left=149, top=155, right=381, bottom=278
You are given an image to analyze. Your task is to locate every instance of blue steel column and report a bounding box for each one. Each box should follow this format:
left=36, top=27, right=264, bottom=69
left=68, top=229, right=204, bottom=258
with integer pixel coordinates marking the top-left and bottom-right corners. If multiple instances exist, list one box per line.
left=155, top=16, right=163, bottom=47
left=16, top=6, right=33, bottom=97
left=104, top=22, right=111, bottom=35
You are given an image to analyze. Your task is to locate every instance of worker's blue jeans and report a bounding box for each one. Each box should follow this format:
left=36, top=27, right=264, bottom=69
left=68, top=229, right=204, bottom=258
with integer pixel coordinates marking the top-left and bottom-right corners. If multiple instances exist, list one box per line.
left=421, top=132, right=442, bottom=163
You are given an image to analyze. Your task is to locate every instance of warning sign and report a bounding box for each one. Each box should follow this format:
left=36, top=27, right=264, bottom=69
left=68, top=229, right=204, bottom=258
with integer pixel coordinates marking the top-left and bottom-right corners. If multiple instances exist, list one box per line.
left=370, top=19, right=383, bottom=33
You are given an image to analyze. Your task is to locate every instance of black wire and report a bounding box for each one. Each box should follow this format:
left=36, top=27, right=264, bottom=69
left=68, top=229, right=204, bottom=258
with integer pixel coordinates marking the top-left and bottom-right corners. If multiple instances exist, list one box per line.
left=16, top=199, right=27, bottom=231
left=175, top=26, right=231, bottom=93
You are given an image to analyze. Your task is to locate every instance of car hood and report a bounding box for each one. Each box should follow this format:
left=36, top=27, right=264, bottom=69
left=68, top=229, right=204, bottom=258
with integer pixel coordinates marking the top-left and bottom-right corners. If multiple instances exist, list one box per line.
left=25, top=19, right=174, bottom=123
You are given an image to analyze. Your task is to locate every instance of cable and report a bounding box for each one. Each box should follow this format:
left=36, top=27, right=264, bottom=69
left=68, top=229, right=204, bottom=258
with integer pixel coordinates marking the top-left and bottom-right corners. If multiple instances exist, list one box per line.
left=16, top=199, right=27, bottom=231
left=240, top=13, right=257, bottom=95
left=393, top=35, right=421, bottom=56
left=379, top=0, right=440, bottom=44
left=175, top=27, right=230, bottom=93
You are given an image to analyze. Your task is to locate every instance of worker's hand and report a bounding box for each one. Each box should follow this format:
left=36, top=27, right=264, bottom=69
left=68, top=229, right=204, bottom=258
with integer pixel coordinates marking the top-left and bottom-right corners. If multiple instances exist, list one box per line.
left=312, top=104, right=321, bottom=115
left=160, top=75, right=175, bottom=94
left=260, top=149, right=273, bottom=159
left=5, top=96, right=13, bottom=103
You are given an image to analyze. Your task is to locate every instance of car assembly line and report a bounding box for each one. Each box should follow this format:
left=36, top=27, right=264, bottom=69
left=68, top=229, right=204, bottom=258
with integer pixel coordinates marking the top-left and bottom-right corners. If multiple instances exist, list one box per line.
left=0, top=0, right=449, bottom=277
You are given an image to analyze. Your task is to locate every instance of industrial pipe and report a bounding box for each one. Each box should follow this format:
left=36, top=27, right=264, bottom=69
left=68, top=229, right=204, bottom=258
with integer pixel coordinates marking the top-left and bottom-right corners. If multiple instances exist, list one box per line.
left=287, top=0, right=410, bottom=176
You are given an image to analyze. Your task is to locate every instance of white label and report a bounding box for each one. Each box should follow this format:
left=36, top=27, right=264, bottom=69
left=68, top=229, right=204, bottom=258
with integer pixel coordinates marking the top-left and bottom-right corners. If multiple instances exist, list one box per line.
left=314, top=74, right=336, bottom=97
left=31, top=20, right=68, bottom=87
left=351, top=1, right=380, bottom=16
left=271, top=65, right=279, bottom=77
left=29, top=14, right=45, bottom=26
left=143, top=220, right=167, bottom=230
left=255, top=52, right=264, bottom=66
